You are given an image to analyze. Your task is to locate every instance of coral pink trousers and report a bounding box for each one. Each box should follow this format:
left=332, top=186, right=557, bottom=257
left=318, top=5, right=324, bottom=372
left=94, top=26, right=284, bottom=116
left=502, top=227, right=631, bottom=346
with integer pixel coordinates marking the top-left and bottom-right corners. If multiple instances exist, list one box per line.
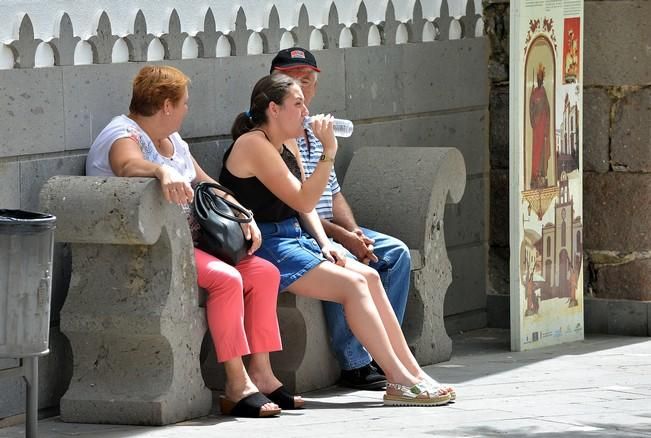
left=195, top=248, right=282, bottom=363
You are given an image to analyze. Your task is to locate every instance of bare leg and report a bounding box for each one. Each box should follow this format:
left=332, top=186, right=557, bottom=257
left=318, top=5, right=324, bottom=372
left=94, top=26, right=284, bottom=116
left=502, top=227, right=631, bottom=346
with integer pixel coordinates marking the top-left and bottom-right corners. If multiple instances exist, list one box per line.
left=288, top=262, right=419, bottom=387
left=342, top=259, right=424, bottom=378
left=247, top=353, right=282, bottom=394
left=345, top=260, right=455, bottom=396
left=248, top=352, right=304, bottom=407
left=223, top=357, right=279, bottom=412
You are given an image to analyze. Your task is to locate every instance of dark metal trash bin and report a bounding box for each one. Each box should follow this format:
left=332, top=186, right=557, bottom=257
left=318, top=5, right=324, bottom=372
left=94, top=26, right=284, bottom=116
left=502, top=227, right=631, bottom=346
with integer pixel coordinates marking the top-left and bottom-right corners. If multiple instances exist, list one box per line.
left=0, top=209, right=56, bottom=438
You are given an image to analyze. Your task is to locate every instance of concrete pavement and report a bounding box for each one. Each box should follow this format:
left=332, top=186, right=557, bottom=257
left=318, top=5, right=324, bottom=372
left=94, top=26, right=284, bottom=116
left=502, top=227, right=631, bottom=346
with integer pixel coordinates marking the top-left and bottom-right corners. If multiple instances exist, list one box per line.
left=2, top=328, right=650, bottom=437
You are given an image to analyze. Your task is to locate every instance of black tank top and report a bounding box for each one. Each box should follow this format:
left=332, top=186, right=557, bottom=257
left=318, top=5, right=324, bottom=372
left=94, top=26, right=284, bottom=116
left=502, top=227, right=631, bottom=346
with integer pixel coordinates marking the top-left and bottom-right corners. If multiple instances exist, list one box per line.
left=220, top=138, right=302, bottom=223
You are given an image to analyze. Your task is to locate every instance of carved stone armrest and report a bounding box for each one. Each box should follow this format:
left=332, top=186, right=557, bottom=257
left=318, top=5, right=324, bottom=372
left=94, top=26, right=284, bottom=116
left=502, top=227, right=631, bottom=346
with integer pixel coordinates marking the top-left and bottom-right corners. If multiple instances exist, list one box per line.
left=40, top=176, right=211, bottom=426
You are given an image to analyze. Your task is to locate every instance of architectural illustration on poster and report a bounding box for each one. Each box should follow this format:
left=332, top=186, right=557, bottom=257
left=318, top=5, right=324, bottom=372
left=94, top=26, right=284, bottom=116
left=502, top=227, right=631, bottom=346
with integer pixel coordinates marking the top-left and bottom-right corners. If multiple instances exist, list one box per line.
left=510, top=1, right=584, bottom=351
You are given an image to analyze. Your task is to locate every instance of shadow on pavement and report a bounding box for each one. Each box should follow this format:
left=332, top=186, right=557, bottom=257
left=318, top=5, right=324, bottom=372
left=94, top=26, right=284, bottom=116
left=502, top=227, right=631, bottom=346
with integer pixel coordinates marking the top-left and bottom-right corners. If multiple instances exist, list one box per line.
left=430, top=328, right=650, bottom=385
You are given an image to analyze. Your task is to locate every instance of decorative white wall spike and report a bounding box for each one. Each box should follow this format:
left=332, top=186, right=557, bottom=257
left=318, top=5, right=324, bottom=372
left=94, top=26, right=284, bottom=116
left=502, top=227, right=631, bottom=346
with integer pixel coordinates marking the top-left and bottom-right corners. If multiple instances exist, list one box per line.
left=0, top=1, right=483, bottom=70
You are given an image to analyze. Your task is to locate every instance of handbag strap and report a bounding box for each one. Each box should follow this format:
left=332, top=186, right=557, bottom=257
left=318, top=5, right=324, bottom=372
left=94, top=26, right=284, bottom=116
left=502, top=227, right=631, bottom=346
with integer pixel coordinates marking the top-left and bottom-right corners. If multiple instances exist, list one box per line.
left=195, top=182, right=253, bottom=224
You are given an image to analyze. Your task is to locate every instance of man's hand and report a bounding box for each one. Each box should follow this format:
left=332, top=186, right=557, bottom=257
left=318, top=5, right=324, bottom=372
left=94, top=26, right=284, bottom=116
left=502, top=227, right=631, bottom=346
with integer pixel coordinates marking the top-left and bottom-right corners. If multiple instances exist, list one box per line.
left=341, top=228, right=378, bottom=265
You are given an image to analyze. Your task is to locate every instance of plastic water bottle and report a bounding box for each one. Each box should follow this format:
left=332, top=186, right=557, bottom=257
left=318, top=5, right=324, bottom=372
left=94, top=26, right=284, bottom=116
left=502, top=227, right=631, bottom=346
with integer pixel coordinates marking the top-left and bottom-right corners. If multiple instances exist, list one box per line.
left=303, top=116, right=354, bottom=138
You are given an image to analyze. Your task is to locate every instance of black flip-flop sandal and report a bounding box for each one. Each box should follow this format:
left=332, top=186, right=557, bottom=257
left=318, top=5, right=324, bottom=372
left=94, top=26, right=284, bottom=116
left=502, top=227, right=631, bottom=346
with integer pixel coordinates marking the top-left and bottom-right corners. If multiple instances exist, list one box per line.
left=265, top=385, right=305, bottom=410
left=219, top=392, right=281, bottom=417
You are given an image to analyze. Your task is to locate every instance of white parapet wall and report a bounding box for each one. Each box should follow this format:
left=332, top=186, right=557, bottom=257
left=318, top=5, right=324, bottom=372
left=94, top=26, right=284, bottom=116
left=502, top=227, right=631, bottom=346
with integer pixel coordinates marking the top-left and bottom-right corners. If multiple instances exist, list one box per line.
left=0, top=0, right=483, bottom=68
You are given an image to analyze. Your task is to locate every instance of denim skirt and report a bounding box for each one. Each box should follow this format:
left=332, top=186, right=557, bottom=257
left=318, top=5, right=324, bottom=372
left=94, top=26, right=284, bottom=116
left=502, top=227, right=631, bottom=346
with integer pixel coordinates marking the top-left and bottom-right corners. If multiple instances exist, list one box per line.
left=256, top=216, right=325, bottom=291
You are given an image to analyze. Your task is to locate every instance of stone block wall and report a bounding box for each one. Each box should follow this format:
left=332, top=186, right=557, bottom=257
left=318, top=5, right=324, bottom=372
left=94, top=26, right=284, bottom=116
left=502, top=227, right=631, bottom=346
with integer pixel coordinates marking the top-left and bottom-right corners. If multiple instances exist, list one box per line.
left=484, top=0, right=510, bottom=322
left=485, top=0, right=651, bottom=334
left=0, top=0, right=489, bottom=422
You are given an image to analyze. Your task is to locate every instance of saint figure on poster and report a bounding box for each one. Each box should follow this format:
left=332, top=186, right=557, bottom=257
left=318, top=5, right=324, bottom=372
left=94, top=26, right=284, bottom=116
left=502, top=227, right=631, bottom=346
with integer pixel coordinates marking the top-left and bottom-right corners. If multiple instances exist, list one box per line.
left=529, top=63, right=551, bottom=189
left=564, top=28, right=579, bottom=82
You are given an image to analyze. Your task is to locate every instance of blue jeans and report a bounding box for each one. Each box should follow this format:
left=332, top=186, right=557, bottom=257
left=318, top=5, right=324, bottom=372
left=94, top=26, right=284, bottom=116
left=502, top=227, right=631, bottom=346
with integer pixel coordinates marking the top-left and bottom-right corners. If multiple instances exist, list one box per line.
left=322, top=227, right=411, bottom=370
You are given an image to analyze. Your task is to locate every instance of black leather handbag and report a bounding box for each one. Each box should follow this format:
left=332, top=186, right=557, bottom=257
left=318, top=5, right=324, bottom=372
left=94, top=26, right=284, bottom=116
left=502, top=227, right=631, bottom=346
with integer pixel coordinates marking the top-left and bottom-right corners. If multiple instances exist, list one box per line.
left=193, top=181, right=252, bottom=266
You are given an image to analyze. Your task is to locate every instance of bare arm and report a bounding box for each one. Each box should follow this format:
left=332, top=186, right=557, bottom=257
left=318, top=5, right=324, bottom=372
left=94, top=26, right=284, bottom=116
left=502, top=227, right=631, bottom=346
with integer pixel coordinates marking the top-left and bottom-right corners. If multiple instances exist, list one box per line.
left=328, top=191, right=377, bottom=263
left=321, top=217, right=350, bottom=241
left=299, top=210, right=329, bottom=248
left=291, top=138, right=344, bottom=265
left=291, top=143, right=354, bottom=243
left=299, top=210, right=346, bottom=266
left=331, top=192, right=359, bottom=232
left=109, top=137, right=193, bottom=205
left=228, top=127, right=337, bottom=213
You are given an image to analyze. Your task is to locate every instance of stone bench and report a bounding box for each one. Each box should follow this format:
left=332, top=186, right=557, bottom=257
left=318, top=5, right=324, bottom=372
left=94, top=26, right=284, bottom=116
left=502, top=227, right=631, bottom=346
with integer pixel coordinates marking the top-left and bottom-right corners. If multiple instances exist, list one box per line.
left=38, top=145, right=465, bottom=424
left=202, top=146, right=467, bottom=393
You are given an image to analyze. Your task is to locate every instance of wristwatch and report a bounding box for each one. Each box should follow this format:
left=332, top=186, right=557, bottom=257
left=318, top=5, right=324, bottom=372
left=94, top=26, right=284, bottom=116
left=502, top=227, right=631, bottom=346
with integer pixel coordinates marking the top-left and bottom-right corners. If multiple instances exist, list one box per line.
left=319, top=153, right=334, bottom=163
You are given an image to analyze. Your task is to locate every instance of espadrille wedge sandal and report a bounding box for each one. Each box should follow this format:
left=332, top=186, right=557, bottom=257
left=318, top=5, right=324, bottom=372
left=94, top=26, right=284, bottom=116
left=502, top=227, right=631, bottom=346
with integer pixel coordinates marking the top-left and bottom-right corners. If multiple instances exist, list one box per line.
left=383, top=381, right=451, bottom=407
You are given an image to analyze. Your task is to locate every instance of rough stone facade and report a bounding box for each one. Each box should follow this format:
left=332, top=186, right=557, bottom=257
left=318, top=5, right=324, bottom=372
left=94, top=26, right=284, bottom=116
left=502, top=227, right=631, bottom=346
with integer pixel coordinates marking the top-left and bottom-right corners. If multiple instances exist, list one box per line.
left=484, top=0, right=509, bottom=306
left=485, top=0, right=651, bottom=333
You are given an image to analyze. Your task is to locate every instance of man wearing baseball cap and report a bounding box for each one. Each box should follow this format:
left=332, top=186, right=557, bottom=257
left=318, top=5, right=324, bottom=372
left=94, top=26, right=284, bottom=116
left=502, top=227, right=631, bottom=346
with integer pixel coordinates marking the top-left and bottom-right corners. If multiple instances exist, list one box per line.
left=270, top=47, right=411, bottom=390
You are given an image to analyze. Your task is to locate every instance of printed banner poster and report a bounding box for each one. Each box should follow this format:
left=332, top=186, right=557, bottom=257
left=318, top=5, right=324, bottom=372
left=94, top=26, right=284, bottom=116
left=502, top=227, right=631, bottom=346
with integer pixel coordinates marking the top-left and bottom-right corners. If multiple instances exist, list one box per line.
left=509, top=1, right=584, bottom=351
